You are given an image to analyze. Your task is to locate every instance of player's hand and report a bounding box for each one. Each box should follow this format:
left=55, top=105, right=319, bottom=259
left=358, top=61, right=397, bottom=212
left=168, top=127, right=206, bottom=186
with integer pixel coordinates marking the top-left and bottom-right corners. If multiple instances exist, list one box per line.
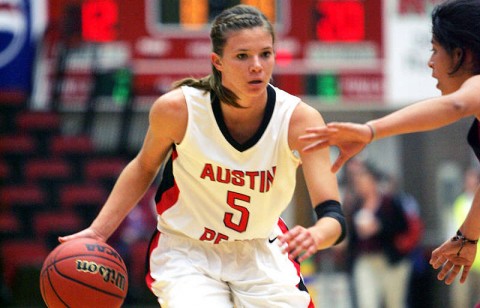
left=58, top=228, right=107, bottom=244
left=277, top=225, right=318, bottom=263
left=299, top=122, right=372, bottom=173
left=429, top=238, right=477, bottom=284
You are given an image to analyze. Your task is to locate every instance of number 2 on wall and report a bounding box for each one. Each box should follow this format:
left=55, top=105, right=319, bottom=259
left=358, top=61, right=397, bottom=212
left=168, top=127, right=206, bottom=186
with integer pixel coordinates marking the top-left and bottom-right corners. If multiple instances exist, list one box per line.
left=224, top=191, right=250, bottom=233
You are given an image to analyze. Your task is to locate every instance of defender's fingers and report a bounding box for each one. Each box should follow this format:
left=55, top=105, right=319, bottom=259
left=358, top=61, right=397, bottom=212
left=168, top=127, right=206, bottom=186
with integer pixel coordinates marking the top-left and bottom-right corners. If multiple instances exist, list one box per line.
left=460, top=266, right=471, bottom=284
left=444, top=265, right=461, bottom=285
left=430, top=255, right=448, bottom=269
left=331, top=154, right=350, bottom=173
left=437, top=261, right=454, bottom=281
left=302, top=140, right=330, bottom=152
left=304, top=126, right=339, bottom=134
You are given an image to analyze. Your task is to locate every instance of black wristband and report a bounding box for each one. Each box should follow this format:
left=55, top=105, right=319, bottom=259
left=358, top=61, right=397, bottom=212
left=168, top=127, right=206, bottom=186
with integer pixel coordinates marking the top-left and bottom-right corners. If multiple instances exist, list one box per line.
left=314, top=200, right=346, bottom=245
left=452, top=230, right=478, bottom=244
left=452, top=230, right=478, bottom=256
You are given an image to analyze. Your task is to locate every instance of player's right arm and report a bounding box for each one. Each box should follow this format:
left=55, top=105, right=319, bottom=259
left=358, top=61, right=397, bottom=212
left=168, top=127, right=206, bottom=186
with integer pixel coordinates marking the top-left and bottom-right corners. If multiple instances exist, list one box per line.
left=59, top=88, right=188, bottom=243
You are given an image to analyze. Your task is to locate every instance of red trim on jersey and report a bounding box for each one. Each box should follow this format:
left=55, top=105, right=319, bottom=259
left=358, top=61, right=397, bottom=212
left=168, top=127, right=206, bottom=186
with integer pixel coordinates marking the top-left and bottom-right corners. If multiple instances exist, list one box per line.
left=277, top=218, right=315, bottom=308
left=171, top=149, right=178, bottom=160
left=145, top=230, right=161, bottom=290
left=155, top=149, right=179, bottom=215
left=277, top=217, right=289, bottom=233
left=155, top=179, right=180, bottom=215
left=277, top=218, right=301, bottom=273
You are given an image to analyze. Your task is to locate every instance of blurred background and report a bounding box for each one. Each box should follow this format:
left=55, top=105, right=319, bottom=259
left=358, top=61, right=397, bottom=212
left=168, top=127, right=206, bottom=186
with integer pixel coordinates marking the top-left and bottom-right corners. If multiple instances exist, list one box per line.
left=0, top=0, right=477, bottom=307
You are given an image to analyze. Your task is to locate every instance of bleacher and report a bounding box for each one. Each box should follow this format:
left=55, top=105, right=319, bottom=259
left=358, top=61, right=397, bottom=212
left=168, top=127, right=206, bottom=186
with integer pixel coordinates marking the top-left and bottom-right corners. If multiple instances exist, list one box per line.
left=0, top=100, right=157, bottom=306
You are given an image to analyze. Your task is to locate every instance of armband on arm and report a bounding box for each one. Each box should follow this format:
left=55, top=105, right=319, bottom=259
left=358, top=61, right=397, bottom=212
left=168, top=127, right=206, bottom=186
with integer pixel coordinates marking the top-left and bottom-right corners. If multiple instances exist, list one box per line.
left=314, top=200, right=346, bottom=245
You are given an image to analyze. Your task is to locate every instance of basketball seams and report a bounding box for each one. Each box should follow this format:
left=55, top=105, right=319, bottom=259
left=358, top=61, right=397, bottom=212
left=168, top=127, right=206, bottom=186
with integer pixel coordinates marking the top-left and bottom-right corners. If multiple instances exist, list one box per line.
left=44, top=268, right=71, bottom=307
left=48, top=255, right=127, bottom=299
left=49, top=264, right=126, bottom=300
left=40, top=238, right=128, bottom=307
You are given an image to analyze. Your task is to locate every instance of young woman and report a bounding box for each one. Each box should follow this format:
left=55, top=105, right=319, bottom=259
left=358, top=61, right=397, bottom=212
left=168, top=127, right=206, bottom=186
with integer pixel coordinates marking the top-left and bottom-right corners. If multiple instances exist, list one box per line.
left=299, top=0, right=480, bottom=286
left=59, top=5, right=345, bottom=307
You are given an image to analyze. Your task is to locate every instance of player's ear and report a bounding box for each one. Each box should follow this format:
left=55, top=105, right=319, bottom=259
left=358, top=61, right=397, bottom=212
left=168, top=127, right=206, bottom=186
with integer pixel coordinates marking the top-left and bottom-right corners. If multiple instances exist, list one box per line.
left=211, top=52, right=223, bottom=72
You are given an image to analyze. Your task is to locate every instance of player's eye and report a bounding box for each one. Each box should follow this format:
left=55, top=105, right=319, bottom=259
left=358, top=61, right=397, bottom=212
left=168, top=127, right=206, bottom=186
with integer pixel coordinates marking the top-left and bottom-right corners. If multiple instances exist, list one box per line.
left=262, top=51, right=273, bottom=58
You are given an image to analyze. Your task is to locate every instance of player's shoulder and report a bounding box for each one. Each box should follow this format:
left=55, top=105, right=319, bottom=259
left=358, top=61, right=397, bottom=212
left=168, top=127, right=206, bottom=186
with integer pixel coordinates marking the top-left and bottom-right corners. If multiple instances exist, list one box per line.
left=291, top=100, right=324, bottom=125
left=464, top=74, right=480, bottom=85
left=271, top=84, right=301, bottom=104
left=150, top=87, right=187, bottom=119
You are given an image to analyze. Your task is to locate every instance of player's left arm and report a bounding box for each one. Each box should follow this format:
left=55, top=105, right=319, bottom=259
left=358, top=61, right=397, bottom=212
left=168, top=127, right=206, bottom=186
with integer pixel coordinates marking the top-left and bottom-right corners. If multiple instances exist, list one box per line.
left=277, top=102, right=345, bottom=262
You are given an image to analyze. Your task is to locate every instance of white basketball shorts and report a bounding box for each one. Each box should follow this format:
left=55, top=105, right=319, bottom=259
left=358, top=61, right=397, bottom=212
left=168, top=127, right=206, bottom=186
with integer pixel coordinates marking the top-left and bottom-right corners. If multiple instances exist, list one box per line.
left=146, top=222, right=314, bottom=307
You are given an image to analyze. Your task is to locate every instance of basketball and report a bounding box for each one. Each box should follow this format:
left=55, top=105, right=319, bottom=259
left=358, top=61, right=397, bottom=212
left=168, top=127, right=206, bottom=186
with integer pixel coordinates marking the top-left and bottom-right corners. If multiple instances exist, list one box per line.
left=39, top=238, right=128, bottom=308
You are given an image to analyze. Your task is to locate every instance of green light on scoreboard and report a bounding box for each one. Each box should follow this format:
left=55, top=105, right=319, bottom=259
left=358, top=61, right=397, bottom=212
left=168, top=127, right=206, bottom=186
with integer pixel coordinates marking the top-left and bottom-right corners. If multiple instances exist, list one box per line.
left=306, top=73, right=339, bottom=102
left=316, top=74, right=338, bottom=98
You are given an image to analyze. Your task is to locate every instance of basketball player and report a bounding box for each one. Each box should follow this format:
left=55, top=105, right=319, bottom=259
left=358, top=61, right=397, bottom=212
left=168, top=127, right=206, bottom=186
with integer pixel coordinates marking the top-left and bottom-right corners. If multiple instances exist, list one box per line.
left=298, top=0, right=480, bottom=287
left=59, top=5, right=346, bottom=307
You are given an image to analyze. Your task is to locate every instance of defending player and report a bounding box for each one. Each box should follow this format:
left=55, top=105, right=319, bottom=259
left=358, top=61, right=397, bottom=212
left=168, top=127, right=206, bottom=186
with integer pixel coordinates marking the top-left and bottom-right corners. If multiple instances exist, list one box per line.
left=299, top=0, right=480, bottom=286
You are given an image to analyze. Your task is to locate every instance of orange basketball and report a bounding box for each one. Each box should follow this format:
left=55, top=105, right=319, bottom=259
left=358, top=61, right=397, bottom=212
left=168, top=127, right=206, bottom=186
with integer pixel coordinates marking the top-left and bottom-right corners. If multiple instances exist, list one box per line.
left=40, top=238, right=128, bottom=308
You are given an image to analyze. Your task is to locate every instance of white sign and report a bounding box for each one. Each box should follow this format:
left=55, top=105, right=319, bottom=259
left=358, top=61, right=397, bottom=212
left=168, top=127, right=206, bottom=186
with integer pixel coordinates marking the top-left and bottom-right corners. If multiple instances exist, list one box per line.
left=385, top=0, right=439, bottom=106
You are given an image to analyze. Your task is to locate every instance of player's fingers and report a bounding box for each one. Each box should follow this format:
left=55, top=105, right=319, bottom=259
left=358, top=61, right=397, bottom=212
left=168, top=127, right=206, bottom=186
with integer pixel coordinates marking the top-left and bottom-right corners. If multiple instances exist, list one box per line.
left=460, top=266, right=471, bottom=284
left=281, top=228, right=307, bottom=250
left=287, top=240, right=313, bottom=262
left=287, top=245, right=303, bottom=260
left=58, top=229, right=104, bottom=243
left=297, top=246, right=317, bottom=263
left=444, top=265, right=461, bottom=285
left=281, top=230, right=313, bottom=258
left=276, top=229, right=296, bottom=248
left=58, top=234, right=85, bottom=243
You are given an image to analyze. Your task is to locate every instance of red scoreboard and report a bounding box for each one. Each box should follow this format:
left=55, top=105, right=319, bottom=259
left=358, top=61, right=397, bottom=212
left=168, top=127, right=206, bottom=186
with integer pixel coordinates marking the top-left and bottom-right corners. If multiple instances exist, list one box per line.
left=42, top=0, right=383, bottom=110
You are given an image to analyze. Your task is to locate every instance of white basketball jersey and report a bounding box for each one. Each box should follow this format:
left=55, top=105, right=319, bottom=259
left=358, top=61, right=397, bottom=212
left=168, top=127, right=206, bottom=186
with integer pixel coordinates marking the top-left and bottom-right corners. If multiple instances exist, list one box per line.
left=154, top=85, right=301, bottom=243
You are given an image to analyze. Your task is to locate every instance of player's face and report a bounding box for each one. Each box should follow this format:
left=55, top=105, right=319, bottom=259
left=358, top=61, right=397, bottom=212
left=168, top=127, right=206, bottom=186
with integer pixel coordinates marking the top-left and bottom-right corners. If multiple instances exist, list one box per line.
left=212, top=27, right=275, bottom=103
left=428, top=39, right=469, bottom=95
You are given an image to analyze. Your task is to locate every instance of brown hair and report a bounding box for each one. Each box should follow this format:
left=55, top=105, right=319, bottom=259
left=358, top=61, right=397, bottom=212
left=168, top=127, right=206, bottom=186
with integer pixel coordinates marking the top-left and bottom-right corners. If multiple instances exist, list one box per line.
left=173, top=5, right=275, bottom=107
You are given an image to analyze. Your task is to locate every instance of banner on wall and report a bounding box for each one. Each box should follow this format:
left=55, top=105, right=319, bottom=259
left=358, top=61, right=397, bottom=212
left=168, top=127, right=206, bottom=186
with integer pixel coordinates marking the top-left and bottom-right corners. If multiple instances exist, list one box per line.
left=0, top=0, right=45, bottom=103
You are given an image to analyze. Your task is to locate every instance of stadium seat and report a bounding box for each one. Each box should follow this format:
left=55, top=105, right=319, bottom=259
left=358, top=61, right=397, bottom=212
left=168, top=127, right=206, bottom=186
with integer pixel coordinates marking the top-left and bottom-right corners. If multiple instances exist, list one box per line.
left=0, top=239, right=49, bottom=288
left=23, top=158, right=73, bottom=183
left=83, top=157, right=127, bottom=187
left=15, top=111, right=61, bottom=135
left=0, top=183, right=47, bottom=211
left=58, top=183, right=108, bottom=221
left=49, top=135, right=94, bottom=157
left=0, top=211, right=21, bottom=241
left=0, top=160, right=10, bottom=181
left=0, top=134, right=37, bottom=156
left=0, top=183, right=48, bottom=233
left=33, top=210, right=84, bottom=249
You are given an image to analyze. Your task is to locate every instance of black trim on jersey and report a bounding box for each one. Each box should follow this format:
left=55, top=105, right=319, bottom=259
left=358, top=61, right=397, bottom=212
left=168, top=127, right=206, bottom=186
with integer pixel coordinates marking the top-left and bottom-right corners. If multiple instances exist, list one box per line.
left=154, top=150, right=175, bottom=204
left=467, top=118, right=480, bottom=162
left=211, top=85, right=276, bottom=152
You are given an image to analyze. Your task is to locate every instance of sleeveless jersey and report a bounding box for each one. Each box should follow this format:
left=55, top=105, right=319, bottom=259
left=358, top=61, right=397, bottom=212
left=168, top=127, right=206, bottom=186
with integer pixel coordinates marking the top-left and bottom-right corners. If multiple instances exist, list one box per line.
left=468, top=118, right=480, bottom=162
left=154, top=85, right=301, bottom=243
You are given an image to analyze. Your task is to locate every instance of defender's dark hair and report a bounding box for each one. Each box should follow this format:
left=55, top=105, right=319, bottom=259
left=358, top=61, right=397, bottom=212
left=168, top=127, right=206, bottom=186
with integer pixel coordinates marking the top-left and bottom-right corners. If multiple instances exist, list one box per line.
left=172, top=5, right=274, bottom=107
left=432, top=0, right=480, bottom=74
